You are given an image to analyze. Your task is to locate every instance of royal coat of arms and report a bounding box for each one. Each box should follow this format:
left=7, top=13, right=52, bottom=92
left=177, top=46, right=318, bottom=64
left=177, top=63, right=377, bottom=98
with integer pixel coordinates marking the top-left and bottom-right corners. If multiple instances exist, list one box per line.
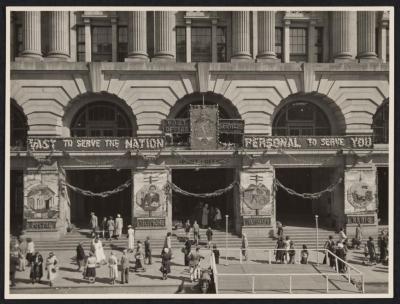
left=136, top=184, right=163, bottom=217
left=346, top=181, right=374, bottom=210
left=242, top=183, right=271, bottom=215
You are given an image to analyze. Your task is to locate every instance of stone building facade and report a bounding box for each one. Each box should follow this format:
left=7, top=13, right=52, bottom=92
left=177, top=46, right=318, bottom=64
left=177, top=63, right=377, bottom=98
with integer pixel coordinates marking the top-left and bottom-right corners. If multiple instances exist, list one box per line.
left=9, top=10, right=390, bottom=241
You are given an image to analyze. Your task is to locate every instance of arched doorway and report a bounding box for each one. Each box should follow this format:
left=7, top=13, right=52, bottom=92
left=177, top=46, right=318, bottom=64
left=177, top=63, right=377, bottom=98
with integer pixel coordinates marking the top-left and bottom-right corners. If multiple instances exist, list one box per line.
left=67, top=100, right=135, bottom=228
left=273, top=101, right=335, bottom=227
left=10, top=102, right=27, bottom=234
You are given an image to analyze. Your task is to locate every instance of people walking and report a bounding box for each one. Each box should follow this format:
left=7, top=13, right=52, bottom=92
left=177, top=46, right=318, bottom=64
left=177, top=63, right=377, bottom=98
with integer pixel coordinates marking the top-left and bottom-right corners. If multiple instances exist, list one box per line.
left=288, top=241, right=296, bottom=264
left=241, top=233, right=249, bottom=262
left=275, top=237, right=285, bottom=264
left=107, top=216, right=115, bottom=240
left=160, top=247, right=172, bottom=280
left=184, top=220, right=191, bottom=240
left=85, top=252, right=97, bottom=283
left=144, top=236, right=152, bottom=265
left=193, top=220, right=200, bottom=246
left=367, top=236, right=377, bottom=265
left=214, top=207, right=222, bottom=229
left=45, top=252, right=58, bottom=287
left=115, top=214, right=123, bottom=240
left=108, top=251, right=118, bottom=285
left=201, top=203, right=209, bottom=228
left=189, top=246, right=203, bottom=282
left=135, top=241, right=145, bottom=272
left=300, top=245, right=309, bottom=264
left=76, top=241, right=85, bottom=271
left=26, top=238, right=35, bottom=266
left=183, top=238, right=192, bottom=266
left=29, top=251, right=43, bottom=284
left=18, top=236, right=28, bottom=271
left=90, top=212, right=98, bottom=237
left=93, top=236, right=106, bottom=264
left=120, top=249, right=130, bottom=284
left=127, top=225, right=135, bottom=252
left=206, top=227, right=213, bottom=248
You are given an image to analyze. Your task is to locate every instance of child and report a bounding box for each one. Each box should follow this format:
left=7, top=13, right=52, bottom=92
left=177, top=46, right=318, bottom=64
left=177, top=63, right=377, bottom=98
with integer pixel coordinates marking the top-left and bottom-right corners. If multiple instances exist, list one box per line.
left=300, top=244, right=309, bottom=264
left=213, top=244, right=220, bottom=264
left=206, top=227, right=213, bottom=248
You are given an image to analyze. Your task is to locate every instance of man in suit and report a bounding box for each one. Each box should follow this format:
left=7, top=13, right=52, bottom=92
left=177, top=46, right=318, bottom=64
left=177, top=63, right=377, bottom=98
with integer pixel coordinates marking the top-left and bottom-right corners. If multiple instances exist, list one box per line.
left=120, top=249, right=130, bottom=284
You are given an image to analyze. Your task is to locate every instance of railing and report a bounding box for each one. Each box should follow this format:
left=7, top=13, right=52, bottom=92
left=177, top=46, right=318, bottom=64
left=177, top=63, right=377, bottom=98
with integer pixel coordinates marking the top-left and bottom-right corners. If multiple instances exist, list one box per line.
left=212, top=248, right=364, bottom=294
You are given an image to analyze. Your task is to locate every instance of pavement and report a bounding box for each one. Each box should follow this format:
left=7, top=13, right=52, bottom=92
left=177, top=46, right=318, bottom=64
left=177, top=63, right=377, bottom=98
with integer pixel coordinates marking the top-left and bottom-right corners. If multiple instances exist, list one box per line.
left=8, top=246, right=388, bottom=295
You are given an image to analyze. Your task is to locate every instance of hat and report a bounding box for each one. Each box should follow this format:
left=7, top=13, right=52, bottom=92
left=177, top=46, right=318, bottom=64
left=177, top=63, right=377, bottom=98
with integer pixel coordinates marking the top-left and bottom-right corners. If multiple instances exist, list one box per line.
left=117, top=214, right=121, bottom=217
left=49, top=252, right=54, bottom=257
left=164, top=248, right=169, bottom=253
left=128, top=225, right=132, bottom=228
left=123, top=249, right=128, bottom=253
left=337, top=243, right=344, bottom=249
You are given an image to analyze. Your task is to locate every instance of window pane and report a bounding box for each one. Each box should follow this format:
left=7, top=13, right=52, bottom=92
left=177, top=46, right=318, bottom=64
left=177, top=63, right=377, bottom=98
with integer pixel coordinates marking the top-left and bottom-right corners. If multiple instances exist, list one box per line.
left=118, top=26, right=128, bottom=62
left=176, top=27, right=186, bottom=62
left=191, top=27, right=211, bottom=62
left=92, top=26, right=112, bottom=62
left=217, top=27, right=227, bottom=62
left=275, top=27, right=283, bottom=61
left=315, top=27, right=323, bottom=62
left=290, top=28, right=308, bottom=62
left=76, top=26, right=86, bottom=62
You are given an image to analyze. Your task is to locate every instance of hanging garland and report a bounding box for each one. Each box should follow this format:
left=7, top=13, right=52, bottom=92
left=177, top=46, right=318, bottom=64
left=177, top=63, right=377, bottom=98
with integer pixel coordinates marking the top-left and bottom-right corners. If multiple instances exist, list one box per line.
left=168, top=180, right=238, bottom=198
left=61, top=179, right=132, bottom=198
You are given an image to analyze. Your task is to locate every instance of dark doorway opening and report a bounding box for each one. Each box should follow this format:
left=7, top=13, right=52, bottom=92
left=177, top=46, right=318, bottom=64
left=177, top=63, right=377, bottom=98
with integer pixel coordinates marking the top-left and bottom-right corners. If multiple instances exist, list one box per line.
left=68, top=169, right=131, bottom=228
left=377, top=167, right=388, bottom=225
left=10, top=170, right=24, bottom=235
left=276, top=168, right=334, bottom=227
left=171, top=168, right=235, bottom=230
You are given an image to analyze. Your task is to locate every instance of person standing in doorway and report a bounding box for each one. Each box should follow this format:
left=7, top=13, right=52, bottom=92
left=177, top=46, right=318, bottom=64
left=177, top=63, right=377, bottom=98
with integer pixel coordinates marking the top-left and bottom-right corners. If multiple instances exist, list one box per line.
left=108, top=251, right=118, bottom=285
left=193, top=220, right=200, bottom=246
left=76, top=241, right=85, bottom=271
left=115, top=214, right=123, bottom=240
left=90, top=212, right=98, bottom=237
left=45, top=252, right=58, bottom=287
left=144, top=236, right=152, bottom=265
left=127, top=225, right=135, bottom=252
left=107, top=216, right=115, bottom=240
left=201, top=203, right=209, bottom=228
left=120, top=249, right=130, bottom=284
left=214, top=207, right=222, bottom=230
left=241, top=233, right=249, bottom=262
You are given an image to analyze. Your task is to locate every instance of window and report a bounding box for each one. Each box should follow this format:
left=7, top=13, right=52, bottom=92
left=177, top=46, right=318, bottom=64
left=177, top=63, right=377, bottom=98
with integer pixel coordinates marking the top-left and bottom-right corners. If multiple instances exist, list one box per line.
left=14, top=23, right=23, bottom=58
left=217, top=27, right=227, bottom=62
left=76, top=26, right=85, bottom=62
left=315, top=27, right=323, bottom=62
left=273, top=101, right=331, bottom=136
left=290, top=28, right=308, bottom=62
left=91, top=26, right=112, bottom=62
left=11, top=103, right=27, bottom=149
left=275, top=27, right=283, bottom=61
left=372, top=102, right=389, bottom=144
left=117, top=26, right=128, bottom=62
left=71, top=102, right=133, bottom=137
left=191, top=27, right=212, bottom=62
left=176, top=26, right=186, bottom=62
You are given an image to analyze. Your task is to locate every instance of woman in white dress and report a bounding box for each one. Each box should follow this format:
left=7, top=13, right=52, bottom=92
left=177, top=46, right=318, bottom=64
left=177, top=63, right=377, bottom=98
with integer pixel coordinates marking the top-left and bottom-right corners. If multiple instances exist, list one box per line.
left=127, top=225, right=135, bottom=252
left=108, top=251, right=118, bottom=284
left=45, top=252, right=58, bottom=287
left=115, top=214, right=123, bottom=240
left=94, top=237, right=106, bottom=264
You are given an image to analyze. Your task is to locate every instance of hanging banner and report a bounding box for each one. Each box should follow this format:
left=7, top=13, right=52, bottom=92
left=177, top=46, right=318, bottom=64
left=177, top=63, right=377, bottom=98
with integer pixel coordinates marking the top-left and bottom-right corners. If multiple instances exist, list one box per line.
left=27, top=136, right=165, bottom=152
left=190, top=105, right=218, bottom=150
left=244, top=135, right=373, bottom=150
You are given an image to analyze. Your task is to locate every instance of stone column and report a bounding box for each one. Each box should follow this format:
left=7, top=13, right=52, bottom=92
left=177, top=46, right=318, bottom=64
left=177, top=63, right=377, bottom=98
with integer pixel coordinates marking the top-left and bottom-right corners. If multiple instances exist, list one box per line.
left=111, top=16, right=118, bottom=62
left=211, top=19, right=218, bottom=62
left=83, top=17, right=91, bottom=62
left=47, top=11, right=70, bottom=60
left=283, top=20, right=290, bottom=63
left=19, top=11, right=42, bottom=60
left=307, top=20, right=316, bottom=63
left=231, top=11, right=252, bottom=61
left=153, top=11, right=175, bottom=61
left=331, top=11, right=357, bottom=62
left=257, top=11, right=277, bottom=62
left=186, top=19, right=191, bottom=63
left=126, top=11, right=149, bottom=61
left=357, top=11, right=378, bottom=61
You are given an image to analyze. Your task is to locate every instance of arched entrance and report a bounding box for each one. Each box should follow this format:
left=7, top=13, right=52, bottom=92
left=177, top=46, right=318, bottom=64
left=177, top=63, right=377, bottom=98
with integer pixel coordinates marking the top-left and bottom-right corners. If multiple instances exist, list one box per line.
left=66, top=99, right=135, bottom=228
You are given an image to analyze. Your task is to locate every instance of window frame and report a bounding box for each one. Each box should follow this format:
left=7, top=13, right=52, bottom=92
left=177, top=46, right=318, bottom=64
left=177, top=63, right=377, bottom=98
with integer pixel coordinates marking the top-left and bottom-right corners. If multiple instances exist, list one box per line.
left=91, top=25, right=113, bottom=62
left=289, top=27, right=308, bottom=63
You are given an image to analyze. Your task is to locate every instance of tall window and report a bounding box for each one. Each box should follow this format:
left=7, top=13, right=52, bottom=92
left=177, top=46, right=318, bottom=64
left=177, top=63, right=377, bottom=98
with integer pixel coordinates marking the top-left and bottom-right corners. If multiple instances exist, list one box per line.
left=117, top=26, right=128, bottom=62
left=11, top=103, right=27, bottom=149
left=176, top=26, right=186, bottom=63
left=91, top=26, right=112, bottom=62
left=275, top=27, right=283, bottom=61
left=372, top=102, right=389, bottom=144
left=290, top=28, right=308, bottom=62
left=217, top=27, right=227, bottom=62
left=273, top=101, right=331, bottom=136
left=315, top=27, right=323, bottom=62
left=76, top=26, right=86, bottom=62
left=71, top=102, right=133, bottom=137
left=191, top=27, right=212, bottom=62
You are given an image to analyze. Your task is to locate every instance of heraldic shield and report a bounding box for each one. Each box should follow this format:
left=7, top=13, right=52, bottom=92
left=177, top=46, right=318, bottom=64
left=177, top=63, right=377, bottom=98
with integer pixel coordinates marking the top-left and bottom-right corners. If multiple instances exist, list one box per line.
left=346, top=181, right=374, bottom=211
left=136, top=184, right=164, bottom=217
left=242, top=183, right=271, bottom=214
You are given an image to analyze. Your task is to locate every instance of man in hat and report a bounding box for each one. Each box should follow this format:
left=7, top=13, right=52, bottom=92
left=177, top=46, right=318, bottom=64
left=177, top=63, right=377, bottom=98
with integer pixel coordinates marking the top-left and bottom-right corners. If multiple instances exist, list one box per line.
left=120, top=249, right=130, bottom=284
left=115, top=214, right=123, bottom=240
left=90, top=212, right=98, bottom=237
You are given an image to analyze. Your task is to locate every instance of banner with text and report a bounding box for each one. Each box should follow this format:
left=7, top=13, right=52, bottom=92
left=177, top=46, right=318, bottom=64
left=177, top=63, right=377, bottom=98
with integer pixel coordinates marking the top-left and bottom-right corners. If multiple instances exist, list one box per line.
left=243, top=136, right=373, bottom=150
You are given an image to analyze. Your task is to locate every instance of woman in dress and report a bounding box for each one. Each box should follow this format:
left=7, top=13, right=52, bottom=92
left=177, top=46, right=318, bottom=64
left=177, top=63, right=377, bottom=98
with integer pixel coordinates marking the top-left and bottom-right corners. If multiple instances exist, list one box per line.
left=86, top=251, right=97, bottom=283
left=108, top=251, right=118, bottom=284
left=134, top=241, right=145, bottom=272
left=29, top=251, right=43, bottom=284
left=160, top=248, right=172, bottom=280
left=127, top=225, right=135, bottom=252
left=94, top=237, right=106, bottom=265
left=201, top=203, right=209, bottom=228
left=45, top=252, right=58, bottom=287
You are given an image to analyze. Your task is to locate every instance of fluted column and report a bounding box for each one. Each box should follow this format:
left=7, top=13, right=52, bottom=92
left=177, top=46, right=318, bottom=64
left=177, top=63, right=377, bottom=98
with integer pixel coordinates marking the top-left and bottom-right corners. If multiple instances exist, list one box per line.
left=48, top=11, right=70, bottom=60
left=331, top=11, right=357, bottom=62
left=357, top=11, right=378, bottom=61
left=257, top=11, right=277, bottom=61
left=153, top=11, right=175, bottom=61
left=20, top=11, right=42, bottom=60
left=231, top=12, right=252, bottom=61
left=126, top=11, right=148, bottom=61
